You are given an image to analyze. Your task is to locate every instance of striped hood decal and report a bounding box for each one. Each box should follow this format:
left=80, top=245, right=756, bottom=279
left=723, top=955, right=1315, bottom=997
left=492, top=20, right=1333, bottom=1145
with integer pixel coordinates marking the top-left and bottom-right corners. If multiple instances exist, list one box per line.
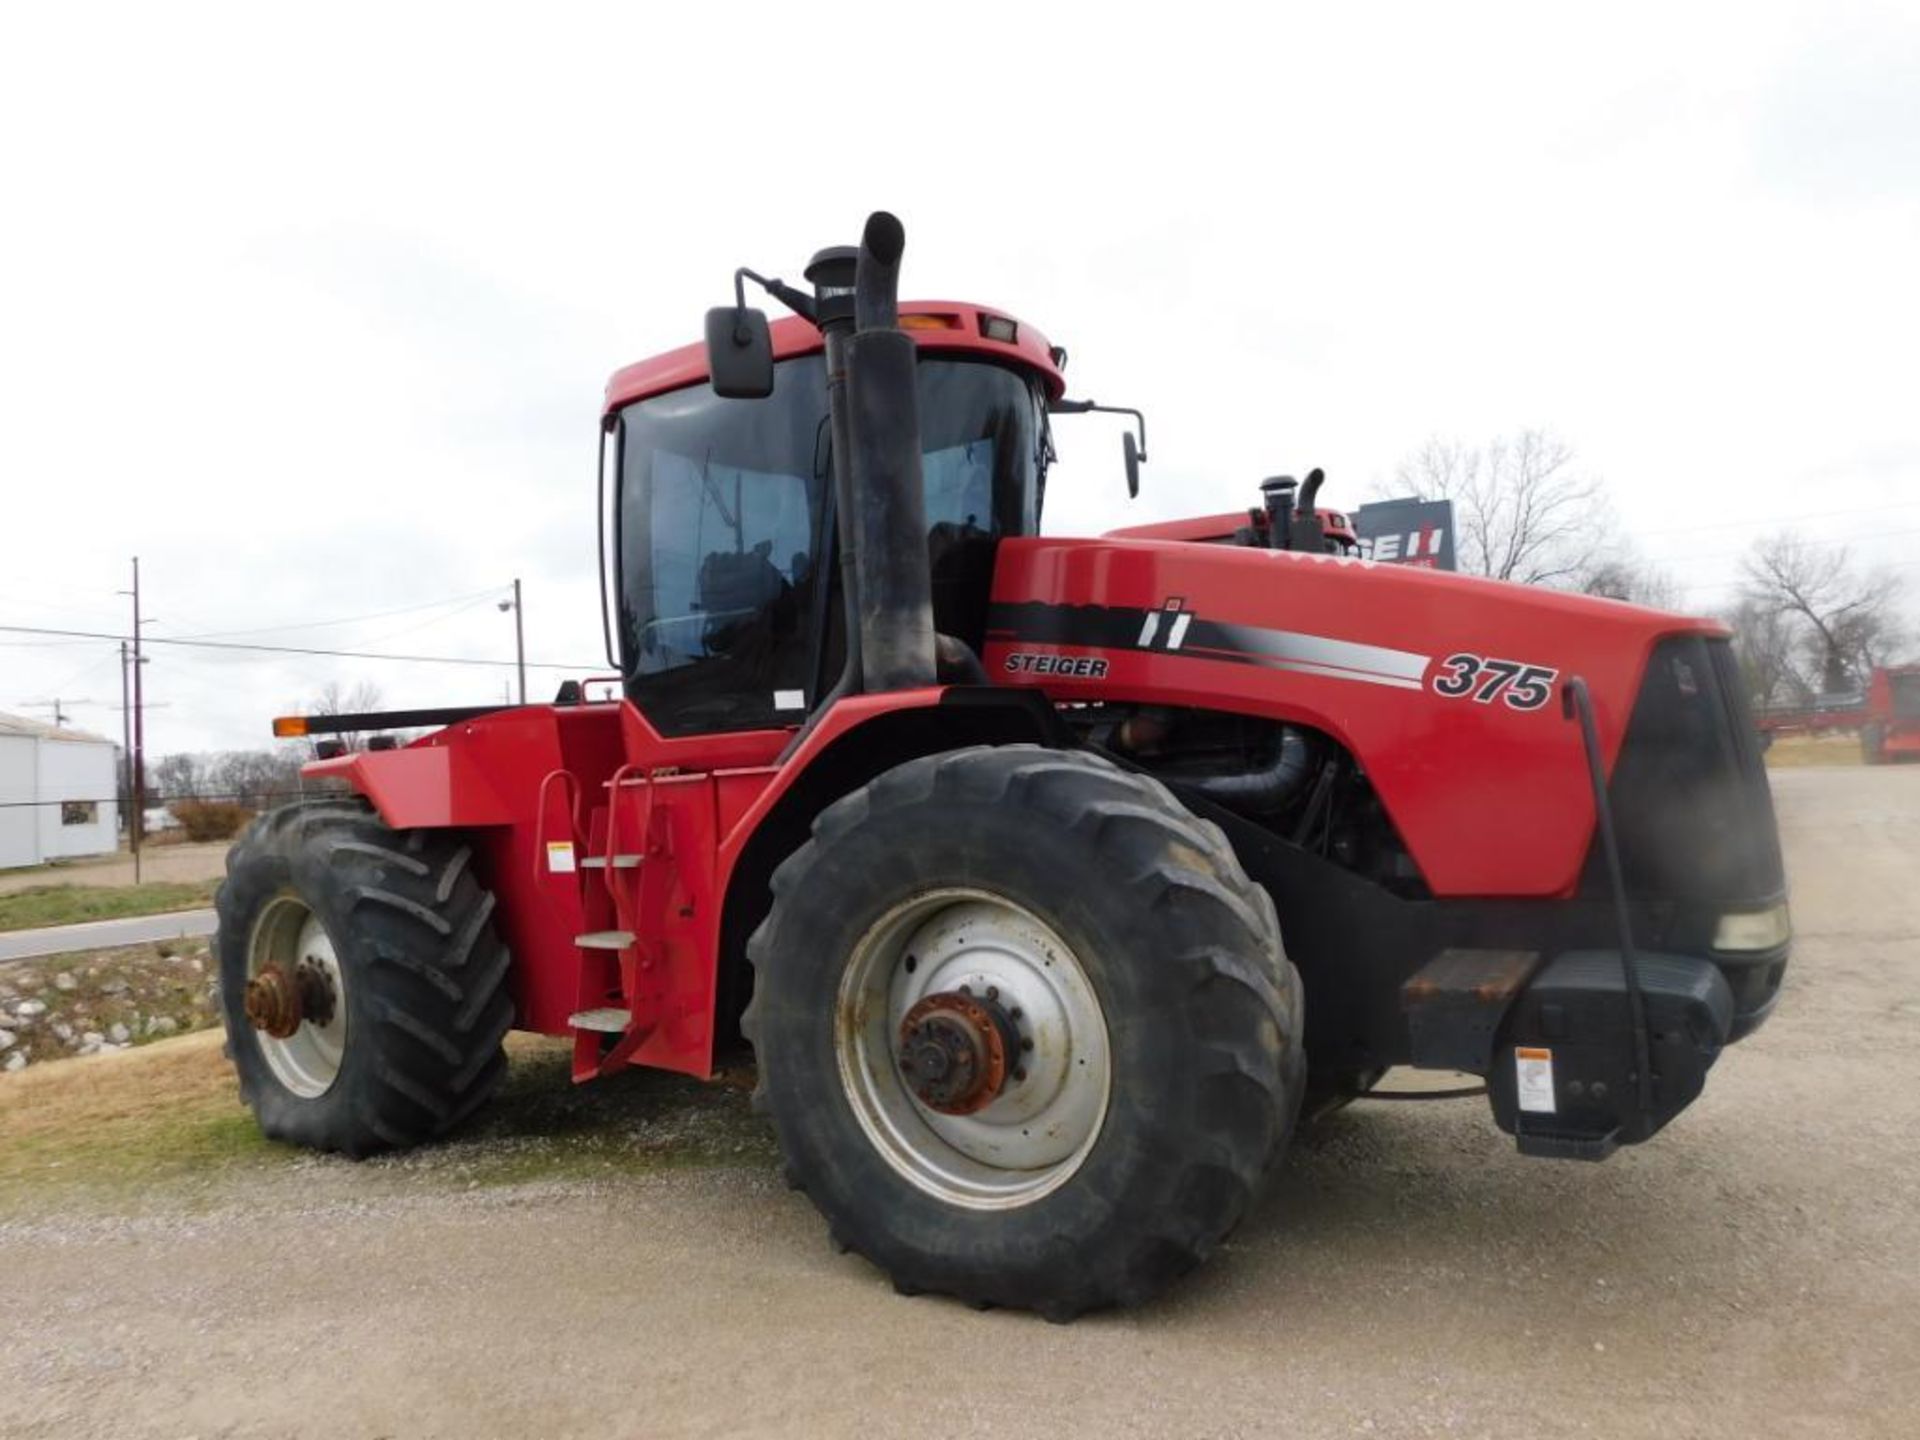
left=987, top=600, right=1434, bottom=692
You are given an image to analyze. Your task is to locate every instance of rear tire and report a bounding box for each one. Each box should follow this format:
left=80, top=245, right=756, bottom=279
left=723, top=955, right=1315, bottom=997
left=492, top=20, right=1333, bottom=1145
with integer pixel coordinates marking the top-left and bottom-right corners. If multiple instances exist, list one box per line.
left=215, top=801, right=513, bottom=1158
left=743, top=745, right=1303, bottom=1317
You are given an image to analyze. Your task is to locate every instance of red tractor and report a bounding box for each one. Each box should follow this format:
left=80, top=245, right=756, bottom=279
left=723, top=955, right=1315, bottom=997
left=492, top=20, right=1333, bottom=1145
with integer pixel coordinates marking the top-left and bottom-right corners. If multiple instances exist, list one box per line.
left=218, top=214, right=1791, bottom=1318
left=1863, top=664, right=1920, bottom=763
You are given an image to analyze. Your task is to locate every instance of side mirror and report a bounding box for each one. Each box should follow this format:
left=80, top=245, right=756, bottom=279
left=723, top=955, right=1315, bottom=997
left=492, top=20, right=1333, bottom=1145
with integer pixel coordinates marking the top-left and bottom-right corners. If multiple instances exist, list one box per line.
left=1123, top=430, right=1141, bottom=498
left=704, top=306, right=774, bottom=399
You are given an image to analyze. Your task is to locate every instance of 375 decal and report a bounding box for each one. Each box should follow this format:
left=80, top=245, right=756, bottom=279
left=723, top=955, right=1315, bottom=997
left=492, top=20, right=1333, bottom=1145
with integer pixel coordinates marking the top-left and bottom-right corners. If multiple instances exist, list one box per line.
left=1430, top=653, right=1558, bottom=710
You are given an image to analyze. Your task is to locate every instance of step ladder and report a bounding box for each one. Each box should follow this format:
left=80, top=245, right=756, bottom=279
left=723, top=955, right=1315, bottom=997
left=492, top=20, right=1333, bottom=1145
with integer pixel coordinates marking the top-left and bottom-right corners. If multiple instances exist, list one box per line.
left=542, top=762, right=669, bottom=1077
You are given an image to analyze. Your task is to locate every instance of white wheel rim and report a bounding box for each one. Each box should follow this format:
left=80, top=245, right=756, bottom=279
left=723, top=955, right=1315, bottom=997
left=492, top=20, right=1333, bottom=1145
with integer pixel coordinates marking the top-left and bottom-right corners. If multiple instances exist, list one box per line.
left=247, top=895, right=348, bottom=1099
left=834, top=889, right=1112, bottom=1211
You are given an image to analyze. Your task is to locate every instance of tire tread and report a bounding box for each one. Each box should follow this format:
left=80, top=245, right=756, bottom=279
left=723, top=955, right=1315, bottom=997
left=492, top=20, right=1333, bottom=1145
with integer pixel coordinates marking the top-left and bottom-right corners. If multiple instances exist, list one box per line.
left=215, top=804, right=513, bottom=1157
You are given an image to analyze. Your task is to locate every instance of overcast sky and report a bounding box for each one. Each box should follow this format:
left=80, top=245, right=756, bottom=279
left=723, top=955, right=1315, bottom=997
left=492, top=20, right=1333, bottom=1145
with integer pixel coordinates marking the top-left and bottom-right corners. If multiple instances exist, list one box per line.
left=2, top=2, right=1916, bottom=756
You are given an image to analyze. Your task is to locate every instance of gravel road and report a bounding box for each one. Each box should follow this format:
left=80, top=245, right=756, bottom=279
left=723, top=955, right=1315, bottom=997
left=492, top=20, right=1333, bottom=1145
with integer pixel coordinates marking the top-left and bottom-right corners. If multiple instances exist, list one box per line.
left=2, top=767, right=1915, bottom=1439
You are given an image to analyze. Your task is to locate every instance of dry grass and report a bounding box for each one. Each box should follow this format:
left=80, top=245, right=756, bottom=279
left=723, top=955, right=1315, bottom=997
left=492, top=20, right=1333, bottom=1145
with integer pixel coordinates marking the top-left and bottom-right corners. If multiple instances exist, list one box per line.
left=1765, top=734, right=1865, bottom=768
left=0, top=1028, right=232, bottom=1145
left=0, top=1030, right=257, bottom=1201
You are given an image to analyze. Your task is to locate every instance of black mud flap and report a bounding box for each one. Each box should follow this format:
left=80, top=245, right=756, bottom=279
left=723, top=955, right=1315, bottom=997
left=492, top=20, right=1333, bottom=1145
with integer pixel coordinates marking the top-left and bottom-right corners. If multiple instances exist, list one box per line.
left=1487, top=951, right=1735, bottom=1159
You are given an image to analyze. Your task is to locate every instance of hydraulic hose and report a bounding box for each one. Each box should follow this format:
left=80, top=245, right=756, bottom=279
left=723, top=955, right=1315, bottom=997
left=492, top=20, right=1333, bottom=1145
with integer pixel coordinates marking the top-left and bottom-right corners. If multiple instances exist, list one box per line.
left=1185, top=728, right=1315, bottom=816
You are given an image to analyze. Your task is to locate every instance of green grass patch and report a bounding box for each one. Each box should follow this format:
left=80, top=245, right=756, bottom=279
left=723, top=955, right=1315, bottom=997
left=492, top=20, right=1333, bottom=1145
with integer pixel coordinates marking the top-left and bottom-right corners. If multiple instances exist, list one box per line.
left=0, top=1033, right=279, bottom=1208
left=2, top=1103, right=275, bottom=1198
left=0, top=1032, right=778, bottom=1214
left=0, top=879, right=217, bottom=932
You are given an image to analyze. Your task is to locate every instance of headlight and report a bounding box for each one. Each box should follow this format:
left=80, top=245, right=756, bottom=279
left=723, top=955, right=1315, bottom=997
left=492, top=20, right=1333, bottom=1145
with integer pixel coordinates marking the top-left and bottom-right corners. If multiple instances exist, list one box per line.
left=1713, top=901, right=1791, bottom=953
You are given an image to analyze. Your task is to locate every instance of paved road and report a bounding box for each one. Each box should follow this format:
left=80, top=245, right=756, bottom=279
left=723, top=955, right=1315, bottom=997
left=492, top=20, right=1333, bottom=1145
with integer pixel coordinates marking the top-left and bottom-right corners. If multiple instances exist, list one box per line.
left=2, top=767, right=1916, bottom=1438
left=0, top=907, right=216, bottom=964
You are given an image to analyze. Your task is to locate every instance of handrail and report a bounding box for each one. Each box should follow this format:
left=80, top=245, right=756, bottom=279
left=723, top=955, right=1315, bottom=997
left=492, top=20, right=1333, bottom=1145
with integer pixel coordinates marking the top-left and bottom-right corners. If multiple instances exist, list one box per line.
left=531, top=768, right=584, bottom=887
left=602, top=764, right=654, bottom=913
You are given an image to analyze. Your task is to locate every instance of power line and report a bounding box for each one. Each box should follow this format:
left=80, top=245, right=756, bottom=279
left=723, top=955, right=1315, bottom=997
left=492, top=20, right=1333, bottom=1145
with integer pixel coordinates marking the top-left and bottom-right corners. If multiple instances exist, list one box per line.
left=0, top=791, right=318, bottom=811
left=358, top=593, right=506, bottom=648
left=1632, top=497, right=1920, bottom=539
left=165, top=585, right=508, bottom=641
left=1642, top=525, right=1920, bottom=565
left=0, top=621, right=599, bottom=671
left=1661, top=550, right=1920, bottom=596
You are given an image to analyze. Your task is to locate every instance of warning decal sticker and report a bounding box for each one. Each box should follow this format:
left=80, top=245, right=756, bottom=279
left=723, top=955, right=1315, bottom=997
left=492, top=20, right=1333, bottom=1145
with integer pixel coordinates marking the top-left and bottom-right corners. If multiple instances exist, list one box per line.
left=1515, top=1046, right=1556, bottom=1114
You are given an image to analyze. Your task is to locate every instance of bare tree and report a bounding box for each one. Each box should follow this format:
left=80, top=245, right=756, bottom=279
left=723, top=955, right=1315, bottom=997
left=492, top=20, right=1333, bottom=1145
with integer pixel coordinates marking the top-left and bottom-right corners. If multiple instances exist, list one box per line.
left=1724, top=595, right=1811, bottom=711
left=1394, top=429, right=1612, bottom=586
left=209, top=748, right=309, bottom=809
left=1577, top=546, right=1683, bottom=610
left=1737, top=535, right=1906, bottom=695
left=152, top=752, right=209, bottom=800
left=308, top=680, right=384, bottom=754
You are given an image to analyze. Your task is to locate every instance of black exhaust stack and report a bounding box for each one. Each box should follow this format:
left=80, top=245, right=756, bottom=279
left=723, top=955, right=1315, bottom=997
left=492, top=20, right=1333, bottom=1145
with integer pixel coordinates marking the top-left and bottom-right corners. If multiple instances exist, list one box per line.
left=840, top=212, right=936, bottom=692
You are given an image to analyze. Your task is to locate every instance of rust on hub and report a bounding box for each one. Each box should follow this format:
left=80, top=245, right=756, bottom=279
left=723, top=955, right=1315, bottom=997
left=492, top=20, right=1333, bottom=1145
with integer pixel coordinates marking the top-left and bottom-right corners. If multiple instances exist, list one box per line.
left=244, top=957, right=337, bottom=1039
left=896, top=990, right=1020, bottom=1115
left=244, top=964, right=303, bottom=1038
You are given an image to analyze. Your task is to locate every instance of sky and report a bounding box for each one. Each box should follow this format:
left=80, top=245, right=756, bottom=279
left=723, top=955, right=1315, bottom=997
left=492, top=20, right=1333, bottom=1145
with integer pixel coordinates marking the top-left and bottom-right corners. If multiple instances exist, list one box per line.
left=2, top=1, right=1916, bottom=755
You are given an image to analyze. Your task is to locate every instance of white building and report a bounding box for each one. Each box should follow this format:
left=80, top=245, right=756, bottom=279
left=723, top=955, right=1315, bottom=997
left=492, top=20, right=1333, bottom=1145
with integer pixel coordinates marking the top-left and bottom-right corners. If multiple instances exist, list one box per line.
left=0, top=714, right=121, bottom=869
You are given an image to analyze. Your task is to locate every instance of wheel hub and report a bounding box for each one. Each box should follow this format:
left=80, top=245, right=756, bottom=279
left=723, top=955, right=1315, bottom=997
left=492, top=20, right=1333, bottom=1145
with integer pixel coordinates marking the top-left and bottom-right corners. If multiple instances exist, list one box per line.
left=897, top=989, right=1022, bottom=1114
left=243, top=955, right=338, bottom=1039
left=836, top=892, right=1112, bottom=1210
left=245, top=898, right=350, bottom=1099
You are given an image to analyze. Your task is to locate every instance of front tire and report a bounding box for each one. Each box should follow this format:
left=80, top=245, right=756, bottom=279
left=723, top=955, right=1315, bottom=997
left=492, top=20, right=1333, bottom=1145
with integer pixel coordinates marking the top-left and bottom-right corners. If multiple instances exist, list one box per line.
left=743, top=746, right=1303, bottom=1317
left=215, top=802, right=513, bottom=1157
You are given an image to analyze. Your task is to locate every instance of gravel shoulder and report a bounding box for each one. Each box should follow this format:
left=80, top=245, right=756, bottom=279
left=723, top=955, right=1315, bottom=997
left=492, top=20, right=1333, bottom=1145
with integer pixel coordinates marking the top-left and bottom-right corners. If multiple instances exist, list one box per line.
left=0, top=768, right=1915, bottom=1439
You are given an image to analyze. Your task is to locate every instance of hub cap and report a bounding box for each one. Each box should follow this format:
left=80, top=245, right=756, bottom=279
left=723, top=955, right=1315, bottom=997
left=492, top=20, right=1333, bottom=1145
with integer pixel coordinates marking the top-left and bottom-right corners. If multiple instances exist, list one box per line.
left=835, top=890, right=1112, bottom=1211
left=245, top=895, right=348, bottom=1099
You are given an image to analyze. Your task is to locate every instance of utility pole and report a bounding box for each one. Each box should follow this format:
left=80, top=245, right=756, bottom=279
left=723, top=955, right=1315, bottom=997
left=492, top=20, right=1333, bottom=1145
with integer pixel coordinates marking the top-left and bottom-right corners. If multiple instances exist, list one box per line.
left=120, top=642, right=132, bottom=852
left=24, top=698, right=96, bottom=728
left=120, top=558, right=146, bottom=883
left=500, top=578, right=526, bottom=704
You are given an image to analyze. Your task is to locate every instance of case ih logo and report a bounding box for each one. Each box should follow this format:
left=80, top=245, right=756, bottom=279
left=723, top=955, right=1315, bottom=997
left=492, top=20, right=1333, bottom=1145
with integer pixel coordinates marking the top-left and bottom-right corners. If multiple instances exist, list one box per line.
left=1352, top=498, right=1457, bottom=571
left=1135, top=598, right=1192, bottom=650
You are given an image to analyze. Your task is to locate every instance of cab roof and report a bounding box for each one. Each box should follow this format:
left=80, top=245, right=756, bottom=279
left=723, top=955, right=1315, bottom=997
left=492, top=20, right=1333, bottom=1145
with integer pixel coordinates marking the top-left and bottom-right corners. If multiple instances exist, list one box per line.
left=603, top=301, right=1065, bottom=416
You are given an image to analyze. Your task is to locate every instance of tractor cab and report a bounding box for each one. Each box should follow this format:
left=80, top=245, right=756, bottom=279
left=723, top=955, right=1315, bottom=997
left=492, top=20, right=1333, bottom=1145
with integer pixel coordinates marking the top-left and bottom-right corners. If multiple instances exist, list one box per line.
left=604, top=301, right=1063, bottom=736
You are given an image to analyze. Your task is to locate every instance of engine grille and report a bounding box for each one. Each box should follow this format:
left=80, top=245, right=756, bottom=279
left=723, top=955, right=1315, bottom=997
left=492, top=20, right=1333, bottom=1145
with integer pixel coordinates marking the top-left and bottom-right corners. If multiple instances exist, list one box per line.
left=1594, top=635, right=1786, bottom=906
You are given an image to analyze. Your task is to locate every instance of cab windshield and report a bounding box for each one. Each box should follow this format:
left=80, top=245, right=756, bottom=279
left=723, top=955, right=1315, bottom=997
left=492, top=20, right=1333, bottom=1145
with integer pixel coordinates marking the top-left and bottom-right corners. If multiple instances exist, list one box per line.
left=615, top=356, right=1044, bottom=735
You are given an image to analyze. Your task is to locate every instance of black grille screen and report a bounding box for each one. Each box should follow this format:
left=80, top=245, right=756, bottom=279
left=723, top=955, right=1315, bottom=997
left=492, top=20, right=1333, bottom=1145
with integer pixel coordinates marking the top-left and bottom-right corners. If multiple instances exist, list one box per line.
left=1893, top=671, right=1920, bottom=720
left=1596, top=636, right=1786, bottom=903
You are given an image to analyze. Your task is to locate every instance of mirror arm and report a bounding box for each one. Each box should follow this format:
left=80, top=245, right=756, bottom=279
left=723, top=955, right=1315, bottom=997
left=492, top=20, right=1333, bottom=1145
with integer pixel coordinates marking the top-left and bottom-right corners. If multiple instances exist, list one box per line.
left=1052, top=399, right=1148, bottom=461
left=734, top=267, right=818, bottom=325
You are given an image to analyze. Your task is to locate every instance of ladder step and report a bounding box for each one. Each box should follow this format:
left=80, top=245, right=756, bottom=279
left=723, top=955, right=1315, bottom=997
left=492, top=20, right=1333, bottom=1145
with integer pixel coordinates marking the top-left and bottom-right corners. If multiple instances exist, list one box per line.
left=575, top=930, right=636, bottom=950
left=580, top=854, right=643, bottom=869
left=568, top=1007, right=632, bottom=1033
